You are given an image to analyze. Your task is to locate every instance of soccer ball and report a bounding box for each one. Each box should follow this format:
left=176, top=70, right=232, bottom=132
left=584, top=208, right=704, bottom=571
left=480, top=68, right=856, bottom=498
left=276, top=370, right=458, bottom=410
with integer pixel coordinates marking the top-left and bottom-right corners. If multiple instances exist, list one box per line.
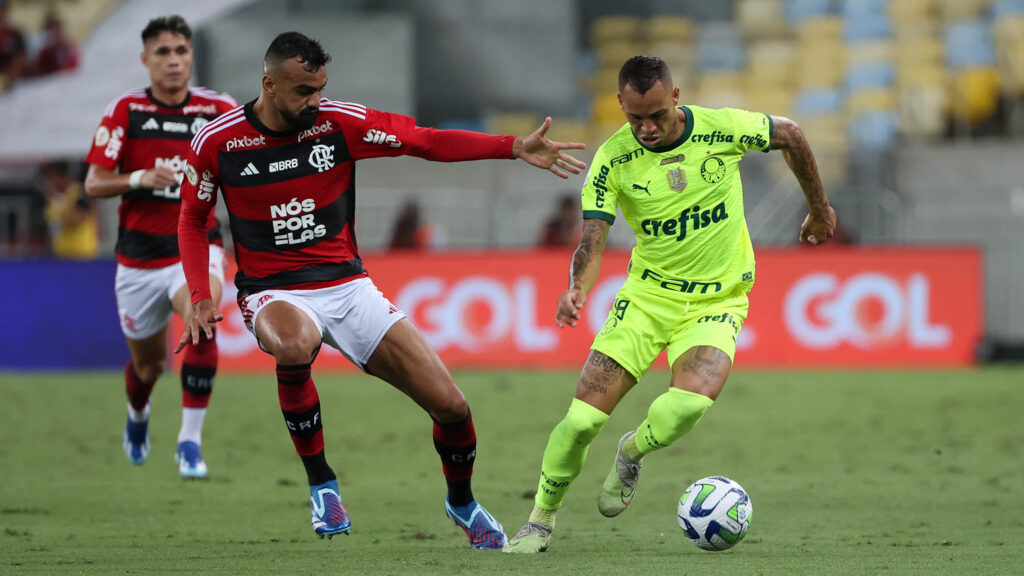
left=677, top=475, right=753, bottom=551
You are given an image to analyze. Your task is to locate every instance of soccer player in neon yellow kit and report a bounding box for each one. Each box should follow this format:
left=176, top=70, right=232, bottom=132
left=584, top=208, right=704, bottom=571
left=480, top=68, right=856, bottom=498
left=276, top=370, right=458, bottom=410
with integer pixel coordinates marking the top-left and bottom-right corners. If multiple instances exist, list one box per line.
left=506, top=55, right=837, bottom=553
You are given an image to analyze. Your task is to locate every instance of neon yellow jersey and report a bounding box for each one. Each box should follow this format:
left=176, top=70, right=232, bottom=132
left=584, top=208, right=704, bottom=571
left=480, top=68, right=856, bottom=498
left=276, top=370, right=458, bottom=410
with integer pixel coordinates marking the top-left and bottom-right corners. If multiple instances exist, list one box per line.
left=581, top=105, right=772, bottom=301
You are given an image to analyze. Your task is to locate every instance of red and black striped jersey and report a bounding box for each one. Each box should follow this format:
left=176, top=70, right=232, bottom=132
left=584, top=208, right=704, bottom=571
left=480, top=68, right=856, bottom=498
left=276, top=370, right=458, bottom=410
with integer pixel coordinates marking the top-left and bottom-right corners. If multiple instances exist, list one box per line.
left=85, top=87, right=237, bottom=268
left=179, top=98, right=515, bottom=303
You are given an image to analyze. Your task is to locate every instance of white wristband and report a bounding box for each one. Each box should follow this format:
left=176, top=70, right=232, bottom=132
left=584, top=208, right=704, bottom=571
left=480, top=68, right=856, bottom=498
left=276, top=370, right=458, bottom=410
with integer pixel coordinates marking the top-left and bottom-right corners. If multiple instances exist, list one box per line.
left=128, top=169, right=145, bottom=189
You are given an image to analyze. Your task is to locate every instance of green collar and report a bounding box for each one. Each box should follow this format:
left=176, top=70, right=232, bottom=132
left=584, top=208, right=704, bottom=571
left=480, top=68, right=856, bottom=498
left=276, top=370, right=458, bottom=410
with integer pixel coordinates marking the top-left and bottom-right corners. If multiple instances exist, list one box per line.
left=632, top=105, right=693, bottom=153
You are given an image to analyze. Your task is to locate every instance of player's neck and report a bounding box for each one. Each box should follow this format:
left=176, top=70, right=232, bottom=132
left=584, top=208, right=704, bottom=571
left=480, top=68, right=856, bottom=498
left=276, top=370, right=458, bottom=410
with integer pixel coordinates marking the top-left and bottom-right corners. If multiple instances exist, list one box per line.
left=667, top=107, right=687, bottom=143
left=150, top=84, right=189, bottom=107
left=253, top=95, right=291, bottom=132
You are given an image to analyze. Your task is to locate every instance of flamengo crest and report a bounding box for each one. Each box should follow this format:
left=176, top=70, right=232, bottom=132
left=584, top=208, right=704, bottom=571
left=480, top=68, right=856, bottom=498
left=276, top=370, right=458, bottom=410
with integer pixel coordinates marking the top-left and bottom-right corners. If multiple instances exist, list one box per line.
left=309, top=144, right=335, bottom=172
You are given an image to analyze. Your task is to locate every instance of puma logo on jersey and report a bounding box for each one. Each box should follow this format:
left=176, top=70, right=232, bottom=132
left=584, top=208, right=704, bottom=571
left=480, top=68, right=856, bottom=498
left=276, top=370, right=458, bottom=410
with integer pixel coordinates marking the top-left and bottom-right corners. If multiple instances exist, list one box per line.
left=363, top=129, right=401, bottom=148
left=632, top=181, right=650, bottom=195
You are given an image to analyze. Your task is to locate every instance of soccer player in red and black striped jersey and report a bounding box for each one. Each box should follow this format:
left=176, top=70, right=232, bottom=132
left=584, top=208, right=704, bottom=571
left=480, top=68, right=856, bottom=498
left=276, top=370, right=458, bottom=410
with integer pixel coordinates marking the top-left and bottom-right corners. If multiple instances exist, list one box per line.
left=176, top=32, right=586, bottom=546
left=84, top=16, right=236, bottom=480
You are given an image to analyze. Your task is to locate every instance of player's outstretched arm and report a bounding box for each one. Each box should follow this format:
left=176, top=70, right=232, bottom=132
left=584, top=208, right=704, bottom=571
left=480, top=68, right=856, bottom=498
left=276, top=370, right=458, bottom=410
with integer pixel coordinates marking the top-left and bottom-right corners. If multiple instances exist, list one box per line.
left=557, top=218, right=610, bottom=328
left=84, top=164, right=177, bottom=198
left=769, top=115, right=836, bottom=245
left=513, top=117, right=588, bottom=179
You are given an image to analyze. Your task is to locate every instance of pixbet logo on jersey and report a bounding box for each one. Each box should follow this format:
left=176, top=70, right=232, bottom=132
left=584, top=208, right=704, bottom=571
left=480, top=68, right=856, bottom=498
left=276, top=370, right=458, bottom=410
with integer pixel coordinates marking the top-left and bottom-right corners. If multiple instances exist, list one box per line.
left=225, top=135, right=266, bottom=151
left=270, top=198, right=326, bottom=246
left=298, top=120, right=333, bottom=142
left=783, top=272, right=951, bottom=349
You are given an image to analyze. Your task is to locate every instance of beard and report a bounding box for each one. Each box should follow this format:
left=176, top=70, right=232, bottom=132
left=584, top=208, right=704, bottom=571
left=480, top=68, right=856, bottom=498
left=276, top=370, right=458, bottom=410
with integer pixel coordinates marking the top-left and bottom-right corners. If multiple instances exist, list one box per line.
left=282, top=107, right=319, bottom=131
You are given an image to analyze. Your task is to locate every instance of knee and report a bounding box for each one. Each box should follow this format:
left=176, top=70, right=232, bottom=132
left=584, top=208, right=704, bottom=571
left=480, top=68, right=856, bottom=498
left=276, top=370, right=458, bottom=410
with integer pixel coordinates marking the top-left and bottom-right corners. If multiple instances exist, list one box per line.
left=272, top=340, right=318, bottom=365
left=430, top=389, right=468, bottom=423
left=134, top=359, right=165, bottom=384
left=561, top=399, right=609, bottom=442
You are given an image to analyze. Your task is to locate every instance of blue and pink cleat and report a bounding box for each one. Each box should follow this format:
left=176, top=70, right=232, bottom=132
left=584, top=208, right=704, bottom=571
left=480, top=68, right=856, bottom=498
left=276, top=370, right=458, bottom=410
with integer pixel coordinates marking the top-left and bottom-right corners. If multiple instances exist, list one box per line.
left=310, top=480, right=351, bottom=539
left=445, top=498, right=508, bottom=550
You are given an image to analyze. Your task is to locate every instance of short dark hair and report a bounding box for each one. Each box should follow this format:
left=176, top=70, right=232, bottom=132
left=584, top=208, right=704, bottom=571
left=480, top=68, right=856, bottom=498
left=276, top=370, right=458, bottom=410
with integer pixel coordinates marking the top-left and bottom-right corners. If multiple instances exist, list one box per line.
left=618, top=55, right=672, bottom=95
left=265, top=32, right=331, bottom=73
left=141, top=15, right=192, bottom=44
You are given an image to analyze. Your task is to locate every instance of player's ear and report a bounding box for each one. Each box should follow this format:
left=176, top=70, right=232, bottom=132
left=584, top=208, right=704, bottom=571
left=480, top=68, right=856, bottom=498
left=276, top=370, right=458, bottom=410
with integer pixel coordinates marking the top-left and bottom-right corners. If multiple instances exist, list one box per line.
left=262, top=74, right=275, bottom=95
left=671, top=86, right=680, bottom=104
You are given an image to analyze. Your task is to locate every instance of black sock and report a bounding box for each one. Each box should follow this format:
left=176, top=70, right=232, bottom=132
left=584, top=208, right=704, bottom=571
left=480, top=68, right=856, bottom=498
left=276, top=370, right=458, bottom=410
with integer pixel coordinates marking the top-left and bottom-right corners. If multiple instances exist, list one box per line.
left=301, top=450, right=335, bottom=486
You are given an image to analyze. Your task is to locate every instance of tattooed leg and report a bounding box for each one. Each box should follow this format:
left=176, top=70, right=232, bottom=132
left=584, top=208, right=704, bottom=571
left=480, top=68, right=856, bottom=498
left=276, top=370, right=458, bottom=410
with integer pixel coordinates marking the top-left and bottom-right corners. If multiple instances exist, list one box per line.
left=669, top=345, right=731, bottom=400
left=574, top=350, right=638, bottom=414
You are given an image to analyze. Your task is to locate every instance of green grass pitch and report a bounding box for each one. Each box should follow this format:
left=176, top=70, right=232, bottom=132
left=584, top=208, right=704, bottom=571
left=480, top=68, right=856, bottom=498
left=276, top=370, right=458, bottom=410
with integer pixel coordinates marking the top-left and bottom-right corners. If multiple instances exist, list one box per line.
left=1, top=367, right=1022, bottom=575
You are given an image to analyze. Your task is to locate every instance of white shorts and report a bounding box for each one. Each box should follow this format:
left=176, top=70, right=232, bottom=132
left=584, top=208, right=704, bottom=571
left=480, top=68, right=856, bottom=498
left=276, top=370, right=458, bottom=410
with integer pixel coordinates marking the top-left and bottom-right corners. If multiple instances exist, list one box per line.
left=238, top=277, right=406, bottom=371
left=115, top=245, right=226, bottom=340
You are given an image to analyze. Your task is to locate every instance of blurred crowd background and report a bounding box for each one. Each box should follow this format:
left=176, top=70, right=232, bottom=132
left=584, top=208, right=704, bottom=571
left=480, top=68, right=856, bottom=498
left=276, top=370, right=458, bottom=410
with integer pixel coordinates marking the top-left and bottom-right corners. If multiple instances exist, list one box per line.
left=0, top=0, right=1022, bottom=345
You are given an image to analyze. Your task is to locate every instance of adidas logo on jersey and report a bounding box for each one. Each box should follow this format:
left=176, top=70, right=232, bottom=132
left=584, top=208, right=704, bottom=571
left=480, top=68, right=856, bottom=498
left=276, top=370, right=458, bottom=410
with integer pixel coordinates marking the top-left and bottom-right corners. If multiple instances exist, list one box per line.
left=141, top=118, right=160, bottom=130
left=240, top=162, right=260, bottom=176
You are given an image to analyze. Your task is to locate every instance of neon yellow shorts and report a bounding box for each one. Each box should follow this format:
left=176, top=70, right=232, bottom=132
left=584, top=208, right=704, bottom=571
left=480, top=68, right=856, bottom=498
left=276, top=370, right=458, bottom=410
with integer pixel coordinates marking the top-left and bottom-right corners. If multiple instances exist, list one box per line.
left=590, top=279, right=749, bottom=380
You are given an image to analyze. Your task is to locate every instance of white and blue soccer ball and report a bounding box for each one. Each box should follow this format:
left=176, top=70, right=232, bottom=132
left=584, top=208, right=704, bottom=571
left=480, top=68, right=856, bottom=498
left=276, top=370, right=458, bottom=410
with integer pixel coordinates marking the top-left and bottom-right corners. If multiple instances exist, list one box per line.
left=677, top=475, right=753, bottom=551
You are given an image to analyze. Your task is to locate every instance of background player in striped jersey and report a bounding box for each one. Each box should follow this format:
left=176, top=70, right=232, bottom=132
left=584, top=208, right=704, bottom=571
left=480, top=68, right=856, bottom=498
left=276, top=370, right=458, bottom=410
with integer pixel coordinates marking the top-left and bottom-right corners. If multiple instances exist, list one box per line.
left=176, top=32, right=586, bottom=546
left=506, top=55, right=836, bottom=553
left=84, top=15, right=237, bottom=479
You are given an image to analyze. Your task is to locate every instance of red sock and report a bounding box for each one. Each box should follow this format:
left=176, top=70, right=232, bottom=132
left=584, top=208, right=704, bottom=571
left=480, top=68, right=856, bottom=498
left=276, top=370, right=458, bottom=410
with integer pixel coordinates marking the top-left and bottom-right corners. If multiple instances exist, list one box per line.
left=433, top=410, right=476, bottom=505
left=125, top=361, right=154, bottom=410
left=276, top=363, right=324, bottom=457
left=181, top=330, right=218, bottom=408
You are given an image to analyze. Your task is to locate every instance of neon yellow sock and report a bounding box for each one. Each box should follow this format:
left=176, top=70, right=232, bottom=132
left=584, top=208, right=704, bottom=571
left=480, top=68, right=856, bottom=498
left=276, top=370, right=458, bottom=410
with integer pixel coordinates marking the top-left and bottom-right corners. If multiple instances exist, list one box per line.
left=534, top=398, right=609, bottom=510
left=528, top=504, right=557, bottom=529
left=630, top=388, right=714, bottom=458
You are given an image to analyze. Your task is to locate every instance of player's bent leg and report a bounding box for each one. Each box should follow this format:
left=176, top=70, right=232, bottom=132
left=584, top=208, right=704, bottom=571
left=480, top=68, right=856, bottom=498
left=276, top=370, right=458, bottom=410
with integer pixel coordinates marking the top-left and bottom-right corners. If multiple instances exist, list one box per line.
left=508, top=351, right=634, bottom=553
left=509, top=401, right=608, bottom=552
left=600, top=346, right=728, bottom=516
left=170, top=277, right=223, bottom=479
left=255, top=301, right=343, bottom=537
left=632, top=345, right=728, bottom=456
left=366, top=319, right=507, bottom=549
left=123, top=332, right=168, bottom=465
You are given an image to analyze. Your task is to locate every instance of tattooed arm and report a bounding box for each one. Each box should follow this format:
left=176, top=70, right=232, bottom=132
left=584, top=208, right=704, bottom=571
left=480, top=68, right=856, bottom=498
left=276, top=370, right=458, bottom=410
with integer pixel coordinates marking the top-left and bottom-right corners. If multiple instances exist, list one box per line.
left=555, top=218, right=611, bottom=328
left=769, top=115, right=837, bottom=245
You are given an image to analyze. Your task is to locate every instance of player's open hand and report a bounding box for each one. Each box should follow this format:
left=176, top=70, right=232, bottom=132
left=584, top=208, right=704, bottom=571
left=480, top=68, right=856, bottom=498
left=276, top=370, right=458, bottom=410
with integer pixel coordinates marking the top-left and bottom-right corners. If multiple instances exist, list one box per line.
left=175, top=298, right=224, bottom=353
left=141, top=166, right=178, bottom=190
left=517, top=117, right=587, bottom=179
left=555, top=288, right=587, bottom=328
left=799, top=204, right=837, bottom=245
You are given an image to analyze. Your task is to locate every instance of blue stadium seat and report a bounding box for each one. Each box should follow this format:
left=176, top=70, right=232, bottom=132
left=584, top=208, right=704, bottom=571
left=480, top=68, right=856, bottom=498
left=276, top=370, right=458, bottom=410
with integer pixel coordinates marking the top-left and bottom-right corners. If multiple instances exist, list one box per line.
left=843, top=14, right=893, bottom=43
left=698, top=41, right=747, bottom=71
left=697, top=23, right=746, bottom=71
left=945, top=21, right=996, bottom=68
left=793, top=88, right=843, bottom=116
left=849, top=111, right=899, bottom=147
left=847, top=61, right=895, bottom=91
left=991, top=0, right=1024, bottom=19
left=785, top=0, right=836, bottom=24
left=840, top=0, right=888, bottom=19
